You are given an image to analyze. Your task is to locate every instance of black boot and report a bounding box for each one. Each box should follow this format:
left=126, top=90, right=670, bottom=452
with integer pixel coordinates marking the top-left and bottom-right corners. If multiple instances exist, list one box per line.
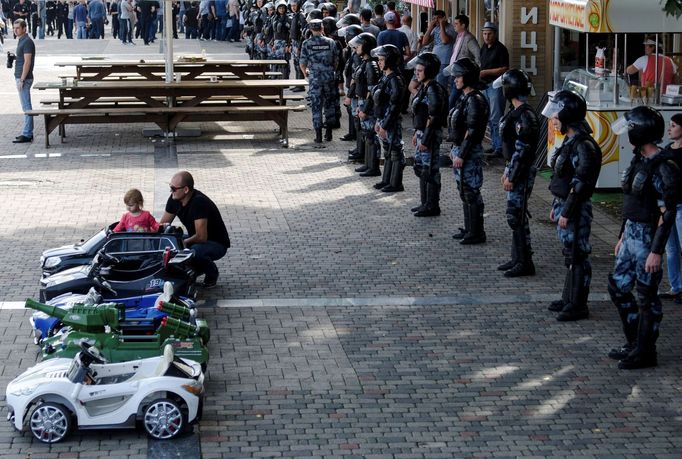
left=452, top=201, right=470, bottom=239
left=414, top=179, right=440, bottom=216
left=460, top=202, right=486, bottom=245
left=354, top=134, right=368, bottom=172
left=607, top=275, right=639, bottom=360
left=549, top=269, right=572, bottom=312
left=314, top=128, right=323, bottom=144
left=504, top=230, right=535, bottom=277
left=359, top=137, right=380, bottom=176
left=340, top=110, right=356, bottom=141
left=411, top=177, right=427, bottom=213
left=557, top=260, right=590, bottom=321
left=374, top=157, right=391, bottom=189
left=324, top=126, right=333, bottom=142
left=619, top=282, right=659, bottom=369
left=381, top=162, right=404, bottom=192
left=498, top=236, right=518, bottom=271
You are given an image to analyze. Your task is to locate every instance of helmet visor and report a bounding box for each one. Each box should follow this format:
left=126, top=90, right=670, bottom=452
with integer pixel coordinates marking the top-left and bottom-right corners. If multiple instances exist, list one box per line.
left=541, top=99, right=563, bottom=119
left=492, top=75, right=503, bottom=89
left=405, top=55, right=420, bottom=70
left=611, top=115, right=631, bottom=135
left=348, top=35, right=362, bottom=48
left=442, top=62, right=463, bottom=77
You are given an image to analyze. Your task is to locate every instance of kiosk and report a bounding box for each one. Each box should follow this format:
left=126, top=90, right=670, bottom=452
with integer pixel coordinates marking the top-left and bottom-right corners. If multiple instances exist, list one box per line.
left=547, top=0, right=682, bottom=188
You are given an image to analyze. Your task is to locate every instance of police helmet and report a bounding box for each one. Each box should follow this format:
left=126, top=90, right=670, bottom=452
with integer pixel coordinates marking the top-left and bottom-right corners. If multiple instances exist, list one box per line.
left=275, top=0, right=287, bottom=10
left=443, top=57, right=480, bottom=88
left=320, top=2, right=337, bottom=17
left=338, top=24, right=362, bottom=42
left=370, top=44, right=401, bottom=70
left=541, top=90, right=586, bottom=133
left=406, top=52, right=441, bottom=81
left=493, top=69, right=533, bottom=101
left=611, top=105, right=665, bottom=147
left=336, top=13, right=360, bottom=29
left=307, top=18, right=323, bottom=31
left=301, top=0, right=315, bottom=14
left=287, top=0, right=298, bottom=5
left=349, top=32, right=377, bottom=56
left=264, top=2, right=274, bottom=9
left=322, top=17, right=338, bottom=36
left=306, top=8, right=322, bottom=21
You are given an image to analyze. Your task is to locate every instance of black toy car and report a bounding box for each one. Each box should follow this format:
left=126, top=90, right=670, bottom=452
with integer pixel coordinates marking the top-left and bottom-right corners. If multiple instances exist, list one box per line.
left=39, top=230, right=196, bottom=302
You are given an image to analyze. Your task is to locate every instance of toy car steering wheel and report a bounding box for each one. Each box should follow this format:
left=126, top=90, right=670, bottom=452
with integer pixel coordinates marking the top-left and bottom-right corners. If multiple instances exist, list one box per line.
left=80, top=341, right=106, bottom=365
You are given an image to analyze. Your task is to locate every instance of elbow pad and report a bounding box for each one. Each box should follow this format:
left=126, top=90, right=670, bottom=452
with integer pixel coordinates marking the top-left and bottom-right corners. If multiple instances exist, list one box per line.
left=651, top=207, right=677, bottom=254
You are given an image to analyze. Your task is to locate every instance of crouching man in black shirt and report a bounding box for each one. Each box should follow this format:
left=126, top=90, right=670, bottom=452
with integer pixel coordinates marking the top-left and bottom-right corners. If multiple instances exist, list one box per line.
left=161, top=171, right=230, bottom=288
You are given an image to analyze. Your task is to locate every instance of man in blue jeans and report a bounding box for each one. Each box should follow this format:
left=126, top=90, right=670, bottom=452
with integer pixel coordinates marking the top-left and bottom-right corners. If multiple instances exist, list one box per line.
left=13, top=19, right=35, bottom=144
left=161, top=171, right=230, bottom=288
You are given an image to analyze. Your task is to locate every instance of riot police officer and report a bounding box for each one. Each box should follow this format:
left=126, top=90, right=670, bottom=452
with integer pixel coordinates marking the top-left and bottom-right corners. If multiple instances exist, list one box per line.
left=323, top=16, right=344, bottom=130
left=370, top=44, right=406, bottom=192
left=299, top=18, right=339, bottom=143
left=339, top=23, right=363, bottom=154
left=267, top=0, right=292, bottom=79
left=495, top=69, right=540, bottom=276
left=543, top=90, right=602, bottom=321
left=347, top=32, right=381, bottom=176
left=288, top=0, right=306, bottom=86
left=408, top=52, right=448, bottom=216
left=607, top=106, right=681, bottom=369
left=446, top=57, right=489, bottom=244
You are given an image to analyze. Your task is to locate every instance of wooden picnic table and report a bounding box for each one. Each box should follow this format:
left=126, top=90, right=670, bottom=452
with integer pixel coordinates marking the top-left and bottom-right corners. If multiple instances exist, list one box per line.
left=31, top=78, right=308, bottom=147
left=54, top=59, right=287, bottom=81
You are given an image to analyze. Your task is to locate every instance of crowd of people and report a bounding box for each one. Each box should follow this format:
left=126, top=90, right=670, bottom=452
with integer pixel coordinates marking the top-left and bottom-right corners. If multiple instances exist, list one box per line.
left=4, top=0, right=682, bottom=371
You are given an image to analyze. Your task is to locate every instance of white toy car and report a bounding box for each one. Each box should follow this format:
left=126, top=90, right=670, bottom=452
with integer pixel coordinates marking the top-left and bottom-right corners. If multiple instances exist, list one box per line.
left=6, top=343, right=204, bottom=443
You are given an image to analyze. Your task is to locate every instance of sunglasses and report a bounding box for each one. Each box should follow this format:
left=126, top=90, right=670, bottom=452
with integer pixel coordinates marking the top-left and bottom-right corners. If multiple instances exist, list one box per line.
left=169, top=185, right=184, bottom=192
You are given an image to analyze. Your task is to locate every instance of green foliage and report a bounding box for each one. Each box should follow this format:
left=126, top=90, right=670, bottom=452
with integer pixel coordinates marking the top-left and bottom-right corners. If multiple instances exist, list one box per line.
left=661, top=0, right=682, bottom=18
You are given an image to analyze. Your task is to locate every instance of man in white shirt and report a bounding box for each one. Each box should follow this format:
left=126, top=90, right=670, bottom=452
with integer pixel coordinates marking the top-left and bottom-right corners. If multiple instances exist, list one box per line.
left=398, top=14, right=417, bottom=54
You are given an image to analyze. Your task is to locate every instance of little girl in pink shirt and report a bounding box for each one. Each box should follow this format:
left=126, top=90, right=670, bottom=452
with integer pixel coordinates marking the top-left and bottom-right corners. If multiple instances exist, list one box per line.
left=113, top=189, right=160, bottom=233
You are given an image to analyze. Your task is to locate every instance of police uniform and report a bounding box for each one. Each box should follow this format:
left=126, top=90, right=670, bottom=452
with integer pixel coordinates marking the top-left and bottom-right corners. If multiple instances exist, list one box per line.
left=499, top=101, right=539, bottom=276
left=289, top=0, right=306, bottom=82
left=372, top=59, right=405, bottom=192
left=267, top=3, right=292, bottom=79
left=299, top=19, right=339, bottom=141
left=548, top=122, right=601, bottom=321
left=608, top=106, right=681, bottom=369
left=448, top=86, right=489, bottom=243
left=412, top=79, right=447, bottom=215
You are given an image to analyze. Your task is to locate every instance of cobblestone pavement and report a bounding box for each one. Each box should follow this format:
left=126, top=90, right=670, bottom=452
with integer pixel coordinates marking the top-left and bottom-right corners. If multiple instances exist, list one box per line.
left=0, top=37, right=680, bottom=458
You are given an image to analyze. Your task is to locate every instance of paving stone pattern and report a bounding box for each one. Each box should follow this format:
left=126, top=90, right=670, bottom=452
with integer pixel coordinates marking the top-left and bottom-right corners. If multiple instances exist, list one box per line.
left=0, top=38, right=680, bottom=458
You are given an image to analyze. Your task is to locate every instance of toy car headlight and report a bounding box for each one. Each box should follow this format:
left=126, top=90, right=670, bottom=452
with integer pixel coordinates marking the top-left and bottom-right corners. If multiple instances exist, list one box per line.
left=181, top=381, right=203, bottom=396
left=43, top=256, right=62, bottom=269
left=9, top=385, right=39, bottom=397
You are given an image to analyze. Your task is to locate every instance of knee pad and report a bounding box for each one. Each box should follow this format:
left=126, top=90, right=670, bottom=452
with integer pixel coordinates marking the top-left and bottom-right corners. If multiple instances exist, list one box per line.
left=505, top=207, right=521, bottom=231
left=635, top=280, right=658, bottom=310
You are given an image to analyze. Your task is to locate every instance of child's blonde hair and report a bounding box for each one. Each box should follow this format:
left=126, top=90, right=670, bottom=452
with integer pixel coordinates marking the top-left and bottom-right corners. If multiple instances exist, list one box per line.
left=124, top=188, right=144, bottom=207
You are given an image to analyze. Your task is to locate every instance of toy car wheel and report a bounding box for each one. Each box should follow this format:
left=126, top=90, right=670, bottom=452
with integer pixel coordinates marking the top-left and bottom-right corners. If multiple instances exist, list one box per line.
left=29, top=402, right=72, bottom=444
left=143, top=398, right=185, bottom=440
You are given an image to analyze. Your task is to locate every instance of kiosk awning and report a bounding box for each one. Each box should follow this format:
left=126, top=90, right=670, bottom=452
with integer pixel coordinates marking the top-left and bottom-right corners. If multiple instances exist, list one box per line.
left=402, top=0, right=434, bottom=8
left=549, top=0, right=682, bottom=33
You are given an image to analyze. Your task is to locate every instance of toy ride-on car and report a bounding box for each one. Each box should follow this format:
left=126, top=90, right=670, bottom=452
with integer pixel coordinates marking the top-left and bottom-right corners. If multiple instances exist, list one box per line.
left=30, top=281, right=197, bottom=344
left=40, top=224, right=186, bottom=278
left=25, top=298, right=210, bottom=369
left=6, top=342, right=204, bottom=443
left=40, top=241, right=197, bottom=303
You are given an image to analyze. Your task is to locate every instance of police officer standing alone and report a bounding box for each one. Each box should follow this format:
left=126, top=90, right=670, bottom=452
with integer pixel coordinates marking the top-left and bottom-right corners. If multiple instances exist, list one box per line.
left=370, top=44, right=405, bottom=193
left=446, top=57, right=489, bottom=244
left=496, top=69, right=539, bottom=277
left=300, top=18, right=339, bottom=143
left=607, top=106, right=681, bottom=369
left=543, top=90, right=602, bottom=321
left=409, top=52, right=447, bottom=217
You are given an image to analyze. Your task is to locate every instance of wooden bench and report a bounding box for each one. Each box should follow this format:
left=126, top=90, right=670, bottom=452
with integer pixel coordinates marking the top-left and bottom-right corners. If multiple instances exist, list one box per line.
left=40, top=94, right=305, bottom=107
left=26, top=104, right=306, bottom=148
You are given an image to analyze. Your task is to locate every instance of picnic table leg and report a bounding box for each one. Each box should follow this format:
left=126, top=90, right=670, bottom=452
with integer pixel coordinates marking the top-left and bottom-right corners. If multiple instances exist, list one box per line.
left=44, top=115, right=50, bottom=148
